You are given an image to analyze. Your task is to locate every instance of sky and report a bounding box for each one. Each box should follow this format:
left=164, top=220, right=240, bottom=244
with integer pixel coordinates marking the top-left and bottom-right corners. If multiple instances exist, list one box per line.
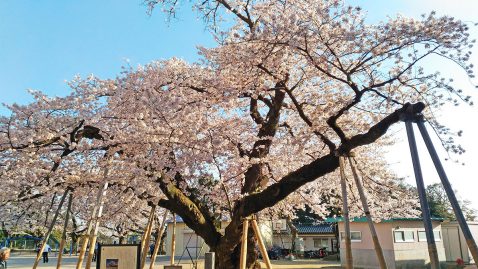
left=1, top=1, right=478, bottom=211
left=349, top=0, right=478, bottom=212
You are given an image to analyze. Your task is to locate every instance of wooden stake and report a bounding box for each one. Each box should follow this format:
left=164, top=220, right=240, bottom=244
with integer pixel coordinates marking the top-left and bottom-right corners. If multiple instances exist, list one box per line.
left=56, top=193, right=73, bottom=269
left=348, top=156, right=387, bottom=269
left=76, top=182, right=109, bottom=269
left=251, top=219, right=272, bottom=269
left=149, top=211, right=168, bottom=269
left=33, top=188, right=70, bottom=269
left=339, top=156, right=353, bottom=269
left=239, top=219, right=249, bottom=269
left=141, top=206, right=156, bottom=269
left=76, top=232, right=92, bottom=269
left=140, top=219, right=150, bottom=253
left=170, top=214, right=176, bottom=265
left=85, top=182, right=109, bottom=269
left=141, top=207, right=154, bottom=255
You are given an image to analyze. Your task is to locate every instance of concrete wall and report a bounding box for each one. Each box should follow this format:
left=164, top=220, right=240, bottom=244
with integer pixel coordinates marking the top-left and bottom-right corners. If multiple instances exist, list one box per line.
left=338, top=222, right=395, bottom=269
left=338, top=220, right=446, bottom=269
left=339, top=248, right=397, bottom=269
left=442, top=221, right=478, bottom=263
left=392, top=220, right=446, bottom=268
left=338, top=222, right=394, bottom=251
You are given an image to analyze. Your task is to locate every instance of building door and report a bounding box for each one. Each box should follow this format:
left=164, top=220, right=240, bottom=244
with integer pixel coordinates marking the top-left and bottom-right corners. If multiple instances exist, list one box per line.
left=443, top=227, right=463, bottom=261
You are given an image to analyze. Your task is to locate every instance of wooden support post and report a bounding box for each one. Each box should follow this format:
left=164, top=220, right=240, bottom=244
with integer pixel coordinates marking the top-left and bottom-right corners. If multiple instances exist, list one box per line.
left=33, top=188, right=70, bottom=269
left=170, top=214, right=176, bottom=265
left=348, top=156, right=387, bottom=269
left=339, top=156, right=353, bottom=269
left=204, top=252, right=215, bottom=269
left=405, top=121, right=440, bottom=269
left=140, top=218, right=151, bottom=254
left=85, top=182, right=109, bottom=269
left=76, top=182, right=109, bottom=269
left=141, top=208, right=154, bottom=253
left=417, top=120, right=478, bottom=263
left=56, top=193, right=73, bottom=269
left=141, top=206, right=156, bottom=269
left=239, top=218, right=249, bottom=269
left=251, top=219, right=272, bottom=269
left=149, top=211, right=168, bottom=269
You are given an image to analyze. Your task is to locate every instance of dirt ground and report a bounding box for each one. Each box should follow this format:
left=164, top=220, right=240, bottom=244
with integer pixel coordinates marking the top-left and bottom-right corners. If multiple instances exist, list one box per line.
left=7, top=254, right=477, bottom=269
left=260, top=259, right=342, bottom=268
left=3, top=253, right=342, bottom=269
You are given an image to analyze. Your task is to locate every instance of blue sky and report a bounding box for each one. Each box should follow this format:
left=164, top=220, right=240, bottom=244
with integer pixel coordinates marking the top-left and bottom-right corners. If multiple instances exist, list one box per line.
left=0, top=0, right=215, bottom=113
left=1, top=1, right=478, bottom=210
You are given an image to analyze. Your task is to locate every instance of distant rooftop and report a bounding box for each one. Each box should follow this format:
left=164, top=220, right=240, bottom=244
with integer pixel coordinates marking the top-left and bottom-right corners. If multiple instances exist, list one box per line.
left=296, top=224, right=334, bottom=234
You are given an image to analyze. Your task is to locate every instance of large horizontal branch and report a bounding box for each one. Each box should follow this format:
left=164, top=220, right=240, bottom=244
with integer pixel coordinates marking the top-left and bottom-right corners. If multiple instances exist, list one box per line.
left=156, top=180, right=222, bottom=247
left=237, top=102, right=425, bottom=217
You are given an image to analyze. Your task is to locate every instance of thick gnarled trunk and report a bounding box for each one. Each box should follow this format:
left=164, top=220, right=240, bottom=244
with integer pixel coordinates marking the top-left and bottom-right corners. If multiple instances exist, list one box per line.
left=212, top=224, right=259, bottom=269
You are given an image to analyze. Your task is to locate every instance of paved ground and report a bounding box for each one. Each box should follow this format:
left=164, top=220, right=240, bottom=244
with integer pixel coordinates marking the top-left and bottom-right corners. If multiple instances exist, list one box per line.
left=3, top=253, right=342, bottom=269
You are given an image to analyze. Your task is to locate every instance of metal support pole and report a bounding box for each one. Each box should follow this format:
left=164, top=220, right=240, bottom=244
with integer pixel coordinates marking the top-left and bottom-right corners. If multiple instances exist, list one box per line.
left=405, top=121, right=440, bottom=269
left=56, top=193, right=73, bottom=269
left=348, top=156, right=387, bottom=269
left=33, top=188, right=70, bottom=269
left=339, top=156, right=353, bottom=269
left=417, top=120, right=478, bottom=263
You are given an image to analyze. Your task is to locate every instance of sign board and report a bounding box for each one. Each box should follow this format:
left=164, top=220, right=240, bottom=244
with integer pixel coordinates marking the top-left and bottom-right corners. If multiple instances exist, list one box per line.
left=96, top=244, right=140, bottom=269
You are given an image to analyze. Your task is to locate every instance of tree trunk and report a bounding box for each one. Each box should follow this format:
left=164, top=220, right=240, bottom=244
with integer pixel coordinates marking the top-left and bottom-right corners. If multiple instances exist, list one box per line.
left=212, top=222, right=259, bottom=269
left=286, top=217, right=298, bottom=254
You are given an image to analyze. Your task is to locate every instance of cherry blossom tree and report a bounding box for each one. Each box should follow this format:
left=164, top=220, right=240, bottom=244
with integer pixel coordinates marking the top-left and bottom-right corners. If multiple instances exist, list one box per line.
left=1, top=0, right=475, bottom=268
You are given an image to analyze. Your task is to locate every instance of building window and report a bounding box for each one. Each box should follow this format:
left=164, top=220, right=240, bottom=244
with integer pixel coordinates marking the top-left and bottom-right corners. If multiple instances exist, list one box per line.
left=418, top=230, right=441, bottom=242
left=313, top=238, right=329, bottom=248
left=394, top=230, right=415, bottom=242
left=340, top=231, right=362, bottom=242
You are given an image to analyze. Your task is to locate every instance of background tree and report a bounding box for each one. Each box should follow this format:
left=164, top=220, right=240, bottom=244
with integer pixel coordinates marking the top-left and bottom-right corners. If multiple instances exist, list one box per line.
left=426, top=183, right=477, bottom=221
